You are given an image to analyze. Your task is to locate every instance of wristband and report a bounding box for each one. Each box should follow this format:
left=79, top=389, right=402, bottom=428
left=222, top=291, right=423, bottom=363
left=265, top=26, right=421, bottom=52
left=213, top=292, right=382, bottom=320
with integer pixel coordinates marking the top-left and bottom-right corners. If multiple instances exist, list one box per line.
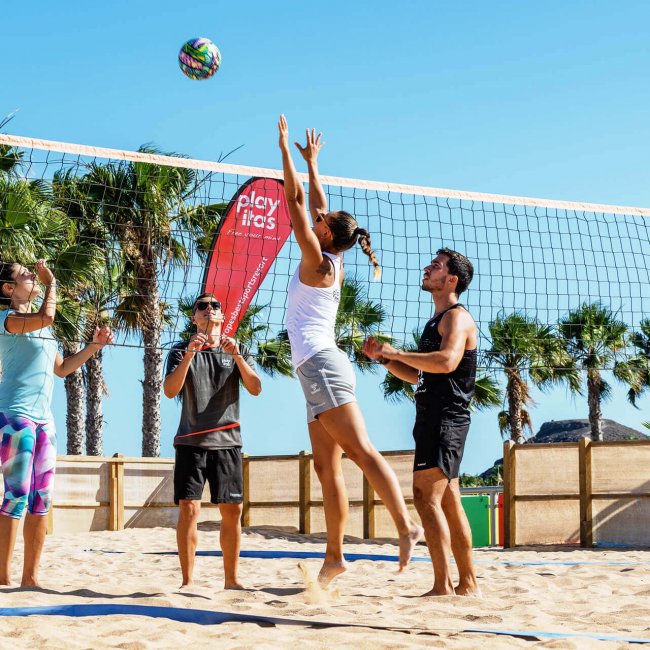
left=377, top=356, right=389, bottom=365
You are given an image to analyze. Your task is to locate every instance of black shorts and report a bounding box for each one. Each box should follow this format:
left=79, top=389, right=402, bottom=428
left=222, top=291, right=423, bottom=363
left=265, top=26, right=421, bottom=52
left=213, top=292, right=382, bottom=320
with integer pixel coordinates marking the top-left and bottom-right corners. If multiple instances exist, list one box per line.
left=174, top=446, right=243, bottom=505
left=412, top=419, right=470, bottom=479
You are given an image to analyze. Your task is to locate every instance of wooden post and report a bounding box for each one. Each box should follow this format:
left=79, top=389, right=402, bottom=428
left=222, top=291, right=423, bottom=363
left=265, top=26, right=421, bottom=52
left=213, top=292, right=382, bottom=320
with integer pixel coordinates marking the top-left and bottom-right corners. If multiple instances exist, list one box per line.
left=46, top=502, right=54, bottom=535
left=298, top=451, right=311, bottom=534
left=109, top=453, right=124, bottom=531
left=241, top=453, right=250, bottom=527
left=503, top=441, right=515, bottom=548
left=363, top=475, right=375, bottom=539
left=579, top=437, right=593, bottom=547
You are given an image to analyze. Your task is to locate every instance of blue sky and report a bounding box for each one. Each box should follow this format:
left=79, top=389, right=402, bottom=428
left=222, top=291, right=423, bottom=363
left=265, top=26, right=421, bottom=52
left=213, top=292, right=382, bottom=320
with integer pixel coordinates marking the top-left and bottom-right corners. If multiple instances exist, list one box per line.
left=4, top=1, right=650, bottom=473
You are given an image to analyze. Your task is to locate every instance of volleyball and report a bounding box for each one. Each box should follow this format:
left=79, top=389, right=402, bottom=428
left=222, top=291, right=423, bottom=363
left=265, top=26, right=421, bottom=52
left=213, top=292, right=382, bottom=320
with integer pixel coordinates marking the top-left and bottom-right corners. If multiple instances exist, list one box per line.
left=178, top=37, right=221, bottom=80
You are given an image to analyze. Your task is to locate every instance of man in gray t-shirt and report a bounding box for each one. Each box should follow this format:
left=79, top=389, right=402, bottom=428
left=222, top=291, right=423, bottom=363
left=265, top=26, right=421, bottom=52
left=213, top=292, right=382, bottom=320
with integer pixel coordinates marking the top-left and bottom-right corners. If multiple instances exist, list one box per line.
left=164, top=293, right=261, bottom=590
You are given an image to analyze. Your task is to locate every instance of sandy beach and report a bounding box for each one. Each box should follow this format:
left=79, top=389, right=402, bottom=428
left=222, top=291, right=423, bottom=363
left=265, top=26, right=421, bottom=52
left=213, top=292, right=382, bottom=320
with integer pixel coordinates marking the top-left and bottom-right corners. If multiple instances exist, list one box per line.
left=0, top=525, right=648, bottom=649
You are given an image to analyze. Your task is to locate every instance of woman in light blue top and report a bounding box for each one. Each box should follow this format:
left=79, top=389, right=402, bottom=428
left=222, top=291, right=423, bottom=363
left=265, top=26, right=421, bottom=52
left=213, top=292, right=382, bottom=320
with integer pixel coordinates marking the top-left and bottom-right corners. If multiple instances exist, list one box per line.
left=0, top=259, right=112, bottom=587
left=279, top=116, right=423, bottom=587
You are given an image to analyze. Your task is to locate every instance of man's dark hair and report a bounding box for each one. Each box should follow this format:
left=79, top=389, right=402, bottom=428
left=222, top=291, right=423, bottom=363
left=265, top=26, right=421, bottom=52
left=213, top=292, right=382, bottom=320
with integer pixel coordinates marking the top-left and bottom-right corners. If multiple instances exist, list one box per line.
left=436, top=248, right=474, bottom=296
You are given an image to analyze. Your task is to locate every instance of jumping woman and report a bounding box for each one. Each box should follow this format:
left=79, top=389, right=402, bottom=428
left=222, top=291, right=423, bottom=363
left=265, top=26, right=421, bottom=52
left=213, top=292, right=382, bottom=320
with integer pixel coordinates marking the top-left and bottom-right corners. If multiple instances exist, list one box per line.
left=278, top=115, right=423, bottom=586
left=0, top=259, right=113, bottom=587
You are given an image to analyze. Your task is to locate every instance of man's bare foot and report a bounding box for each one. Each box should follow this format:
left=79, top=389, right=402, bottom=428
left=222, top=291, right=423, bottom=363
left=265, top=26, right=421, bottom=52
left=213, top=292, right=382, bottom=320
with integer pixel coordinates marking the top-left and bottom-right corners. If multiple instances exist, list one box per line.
left=455, top=582, right=482, bottom=597
left=398, top=525, right=424, bottom=571
left=317, top=559, right=348, bottom=588
left=224, top=580, right=245, bottom=590
left=420, top=586, right=456, bottom=597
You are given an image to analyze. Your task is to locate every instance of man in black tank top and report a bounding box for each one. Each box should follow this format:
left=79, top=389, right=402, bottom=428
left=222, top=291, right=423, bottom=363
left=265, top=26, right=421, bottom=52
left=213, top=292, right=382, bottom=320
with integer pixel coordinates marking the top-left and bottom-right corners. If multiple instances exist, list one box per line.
left=363, top=248, right=479, bottom=597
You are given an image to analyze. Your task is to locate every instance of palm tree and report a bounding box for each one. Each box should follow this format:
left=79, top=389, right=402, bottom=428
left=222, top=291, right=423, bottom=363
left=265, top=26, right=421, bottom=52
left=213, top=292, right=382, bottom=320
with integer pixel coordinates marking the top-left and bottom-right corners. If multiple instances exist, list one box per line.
left=334, top=277, right=388, bottom=371
left=625, top=319, right=650, bottom=406
left=559, top=302, right=636, bottom=442
left=83, top=151, right=222, bottom=456
left=52, top=169, right=117, bottom=455
left=0, top=166, right=106, bottom=454
left=380, top=329, right=503, bottom=411
left=487, top=312, right=580, bottom=444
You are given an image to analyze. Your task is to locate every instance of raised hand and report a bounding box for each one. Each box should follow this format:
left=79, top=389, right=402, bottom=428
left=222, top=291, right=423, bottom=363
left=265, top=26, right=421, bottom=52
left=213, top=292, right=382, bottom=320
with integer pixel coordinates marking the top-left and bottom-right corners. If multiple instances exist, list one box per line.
left=295, top=128, right=324, bottom=164
left=92, top=326, right=114, bottom=348
left=187, top=333, right=208, bottom=354
left=362, top=337, right=397, bottom=361
left=278, top=114, right=290, bottom=150
left=219, top=335, right=240, bottom=357
left=35, top=259, right=55, bottom=286
left=362, top=337, right=383, bottom=360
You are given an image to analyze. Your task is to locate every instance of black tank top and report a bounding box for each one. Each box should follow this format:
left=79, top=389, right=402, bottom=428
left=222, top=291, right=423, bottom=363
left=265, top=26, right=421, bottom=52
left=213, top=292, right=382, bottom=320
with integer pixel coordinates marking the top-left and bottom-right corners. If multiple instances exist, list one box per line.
left=414, top=303, right=477, bottom=425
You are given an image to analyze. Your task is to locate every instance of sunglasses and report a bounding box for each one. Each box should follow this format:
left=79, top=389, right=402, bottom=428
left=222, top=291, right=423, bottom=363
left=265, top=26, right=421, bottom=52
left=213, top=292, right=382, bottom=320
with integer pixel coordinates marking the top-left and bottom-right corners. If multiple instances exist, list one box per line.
left=195, top=300, right=221, bottom=311
left=315, top=214, right=330, bottom=227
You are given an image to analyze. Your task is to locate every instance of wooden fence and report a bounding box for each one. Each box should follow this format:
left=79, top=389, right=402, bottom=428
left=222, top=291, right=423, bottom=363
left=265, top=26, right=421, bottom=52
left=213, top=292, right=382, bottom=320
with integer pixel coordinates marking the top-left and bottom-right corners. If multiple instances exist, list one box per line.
left=41, top=450, right=418, bottom=539
left=503, top=438, right=650, bottom=547
left=0, top=450, right=502, bottom=543
left=4, top=440, right=648, bottom=547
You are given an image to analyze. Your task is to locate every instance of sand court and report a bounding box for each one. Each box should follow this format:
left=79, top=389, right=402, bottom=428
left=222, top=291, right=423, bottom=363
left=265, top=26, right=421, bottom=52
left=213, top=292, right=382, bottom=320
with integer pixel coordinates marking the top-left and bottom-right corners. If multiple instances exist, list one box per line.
left=1, top=525, right=649, bottom=649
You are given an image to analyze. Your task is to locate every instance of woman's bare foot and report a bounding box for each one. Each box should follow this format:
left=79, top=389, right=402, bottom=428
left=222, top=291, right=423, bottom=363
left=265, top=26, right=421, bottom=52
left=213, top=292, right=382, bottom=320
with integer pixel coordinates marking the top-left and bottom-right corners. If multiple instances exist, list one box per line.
left=398, top=525, right=424, bottom=571
left=178, top=581, right=194, bottom=591
left=20, top=579, right=42, bottom=588
left=318, top=559, right=348, bottom=587
left=420, top=586, right=455, bottom=597
left=224, top=580, right=245, bottom=590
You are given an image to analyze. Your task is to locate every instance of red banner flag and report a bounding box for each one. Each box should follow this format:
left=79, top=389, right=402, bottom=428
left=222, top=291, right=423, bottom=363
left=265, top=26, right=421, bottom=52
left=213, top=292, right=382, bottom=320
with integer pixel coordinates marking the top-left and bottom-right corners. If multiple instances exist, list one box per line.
left=202, top=177, right=292, bottom=336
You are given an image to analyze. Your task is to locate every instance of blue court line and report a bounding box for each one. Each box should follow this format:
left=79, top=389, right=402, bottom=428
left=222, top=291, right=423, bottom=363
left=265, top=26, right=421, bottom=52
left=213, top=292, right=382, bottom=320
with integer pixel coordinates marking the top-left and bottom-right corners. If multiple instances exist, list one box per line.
left=0, top=604, right=648, bottom=644
left=465, top=628, right=650, bottom=644
left=83, top=548, right=650, bottom=566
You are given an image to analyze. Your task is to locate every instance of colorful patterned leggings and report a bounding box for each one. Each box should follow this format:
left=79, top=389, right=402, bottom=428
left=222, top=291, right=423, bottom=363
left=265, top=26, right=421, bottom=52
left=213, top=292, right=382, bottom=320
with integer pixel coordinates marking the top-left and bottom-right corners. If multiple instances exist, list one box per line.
left=0, top=412, right=56, bottom=519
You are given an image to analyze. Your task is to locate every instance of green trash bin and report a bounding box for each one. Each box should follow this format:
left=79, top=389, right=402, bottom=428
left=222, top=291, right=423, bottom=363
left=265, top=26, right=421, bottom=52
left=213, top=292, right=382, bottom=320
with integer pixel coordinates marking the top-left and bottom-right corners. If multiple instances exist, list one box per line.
left=461, top=495, right=490, bottom=547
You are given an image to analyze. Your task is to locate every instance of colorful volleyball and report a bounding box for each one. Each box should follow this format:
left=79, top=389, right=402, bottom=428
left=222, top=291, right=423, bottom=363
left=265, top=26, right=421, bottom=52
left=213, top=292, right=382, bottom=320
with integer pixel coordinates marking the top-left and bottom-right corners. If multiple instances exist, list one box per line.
left=178, top=38, right=221, bottom=80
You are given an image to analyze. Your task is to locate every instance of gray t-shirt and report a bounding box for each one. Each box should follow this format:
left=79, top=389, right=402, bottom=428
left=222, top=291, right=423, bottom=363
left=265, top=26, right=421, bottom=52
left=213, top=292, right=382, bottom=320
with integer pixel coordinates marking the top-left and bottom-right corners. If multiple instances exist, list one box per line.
left=165, top=341, right=255, bottom=449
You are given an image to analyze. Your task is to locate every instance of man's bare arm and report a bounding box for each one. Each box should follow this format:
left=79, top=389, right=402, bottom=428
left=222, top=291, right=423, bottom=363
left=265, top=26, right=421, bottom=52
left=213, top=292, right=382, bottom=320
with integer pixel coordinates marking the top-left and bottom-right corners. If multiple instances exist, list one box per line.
left=383, top=311, right=471, bottom=373
left=382, top=359, right=419, bottom=384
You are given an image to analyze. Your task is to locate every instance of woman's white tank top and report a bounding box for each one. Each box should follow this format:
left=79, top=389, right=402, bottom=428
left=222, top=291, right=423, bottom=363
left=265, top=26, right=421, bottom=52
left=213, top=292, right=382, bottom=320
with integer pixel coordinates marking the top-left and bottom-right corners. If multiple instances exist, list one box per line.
left=286, top=251, right=341, bottom=368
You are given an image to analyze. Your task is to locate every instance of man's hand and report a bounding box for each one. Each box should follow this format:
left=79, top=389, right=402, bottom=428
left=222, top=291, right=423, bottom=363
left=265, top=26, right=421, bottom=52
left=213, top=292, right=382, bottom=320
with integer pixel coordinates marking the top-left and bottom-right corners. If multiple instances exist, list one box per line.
left=295, top=128, right=324, bottom=165
left=186, top=333, right=208, bottom=356
left=362, top=337, right=398, bottom=362
left=219, top=335, right=240, bottom=357
left=278, top=114, right=290, bottom=150
left=92, top=326, right=114, bottom=348
left=35, top=259, right=55, bottom=285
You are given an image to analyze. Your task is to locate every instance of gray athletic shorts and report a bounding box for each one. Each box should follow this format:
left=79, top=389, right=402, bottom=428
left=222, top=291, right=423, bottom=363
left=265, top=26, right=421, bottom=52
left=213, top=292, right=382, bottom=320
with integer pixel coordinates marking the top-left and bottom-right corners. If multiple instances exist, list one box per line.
left=296, top=348, right=357, bottom=423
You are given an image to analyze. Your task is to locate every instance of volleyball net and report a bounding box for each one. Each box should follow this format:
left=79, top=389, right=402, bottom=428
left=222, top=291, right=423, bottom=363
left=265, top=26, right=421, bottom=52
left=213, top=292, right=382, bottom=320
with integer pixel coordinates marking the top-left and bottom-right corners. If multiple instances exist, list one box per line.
left=1, top=133, right=649, bottom=373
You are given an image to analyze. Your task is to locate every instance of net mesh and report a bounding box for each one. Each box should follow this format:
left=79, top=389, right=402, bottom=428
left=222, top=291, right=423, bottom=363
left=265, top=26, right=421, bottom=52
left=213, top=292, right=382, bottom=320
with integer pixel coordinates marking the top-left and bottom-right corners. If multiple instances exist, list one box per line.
left=1, top=134, right=649, bottom=375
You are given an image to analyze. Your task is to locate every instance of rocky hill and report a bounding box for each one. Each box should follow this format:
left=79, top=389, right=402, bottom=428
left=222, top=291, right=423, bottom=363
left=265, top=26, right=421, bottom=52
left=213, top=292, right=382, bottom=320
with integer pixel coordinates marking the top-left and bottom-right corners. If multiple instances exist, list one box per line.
left=479, top=419, right=648, bottom=480
left=528, top=419, right=648, bottom=444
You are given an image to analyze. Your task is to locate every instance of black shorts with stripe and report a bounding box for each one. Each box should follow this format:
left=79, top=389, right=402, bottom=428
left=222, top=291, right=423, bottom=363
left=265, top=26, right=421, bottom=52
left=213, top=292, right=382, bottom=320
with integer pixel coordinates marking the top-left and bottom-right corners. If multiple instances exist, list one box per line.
left=174, top=446, right=243, bottom=504
left=412, top=418, right=470, bottom=480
